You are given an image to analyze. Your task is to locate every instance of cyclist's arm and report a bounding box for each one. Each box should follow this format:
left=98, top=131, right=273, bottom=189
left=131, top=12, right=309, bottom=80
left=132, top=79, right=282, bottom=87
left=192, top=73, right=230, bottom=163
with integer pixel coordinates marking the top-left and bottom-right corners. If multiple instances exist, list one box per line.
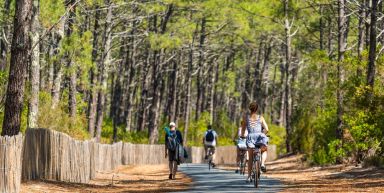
left=240, top=113, right=247, bottom=137
left=261, top=116, right=269, bottom=134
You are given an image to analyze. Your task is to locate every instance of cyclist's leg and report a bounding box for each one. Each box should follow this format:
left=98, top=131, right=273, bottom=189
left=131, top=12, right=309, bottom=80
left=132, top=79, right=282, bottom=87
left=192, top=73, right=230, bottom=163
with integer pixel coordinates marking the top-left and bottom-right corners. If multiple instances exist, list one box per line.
left=247, top=148, right=253, bottom=179
left=261, top=151, right=267, bottom=166
left=204, top=145, right=208, bottom=159
left=211, top=146, right=216, bottom=164
left=236, top=148, right=241, bottom=172
left=261, top=146, right=268, bottom=172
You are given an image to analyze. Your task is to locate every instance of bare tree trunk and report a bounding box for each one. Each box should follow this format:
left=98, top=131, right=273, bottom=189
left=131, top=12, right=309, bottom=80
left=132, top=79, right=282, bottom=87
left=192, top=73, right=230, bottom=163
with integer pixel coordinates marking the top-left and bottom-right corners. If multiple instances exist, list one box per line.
left=357, top=0, right=366, bottom=77
left=336, top=0, right=347, bottom=155
left=87, top=7, right=101, bottom=137
left=169, top=56, right=178, bottom=122
left=28, top=0, right=40, bottom=129
left=261, top=42, right=272, bottom=113
left=367, top=0, right=378, bottom=89
left=1, top=0, right=33, bottom=136
left=195, top=18, right=206, bottom=120
left=253, top=41, right=263, bottom=104
left=95, top=1, right=113, bottom=142
left=51, top=23, right=65, bottom=109
left=183, top=45, right=193, bottom=146
left=66, top=0, right=77, bottom=118
left=284, top=0, right=292, bottom=153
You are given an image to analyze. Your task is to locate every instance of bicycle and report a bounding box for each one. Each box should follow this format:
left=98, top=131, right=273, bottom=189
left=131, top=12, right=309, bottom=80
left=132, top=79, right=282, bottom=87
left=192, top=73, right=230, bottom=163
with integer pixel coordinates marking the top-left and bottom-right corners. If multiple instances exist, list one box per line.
left=207, top=147, right=214, bottom=170
left=236, top=137, right=247, bottom=175
left=251, top=145, right=262, bottom=188
left=239, top=149, right=248, bottom=175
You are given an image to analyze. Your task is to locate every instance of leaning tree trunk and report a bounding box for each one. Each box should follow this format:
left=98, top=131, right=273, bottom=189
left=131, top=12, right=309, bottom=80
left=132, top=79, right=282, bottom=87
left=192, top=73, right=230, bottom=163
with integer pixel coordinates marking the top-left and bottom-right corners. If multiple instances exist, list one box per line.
left=1, top=0, right=33, bottom=136
left=28, top=0, right=40, bottom=129
left=95, top=1, right=112, bottom=142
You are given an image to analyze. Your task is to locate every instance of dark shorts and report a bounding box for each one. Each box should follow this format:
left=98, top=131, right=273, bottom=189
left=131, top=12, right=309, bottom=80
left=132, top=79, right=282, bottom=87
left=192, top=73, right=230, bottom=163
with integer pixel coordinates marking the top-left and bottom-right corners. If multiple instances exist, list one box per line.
left=168, top=150, right=177, bottom=161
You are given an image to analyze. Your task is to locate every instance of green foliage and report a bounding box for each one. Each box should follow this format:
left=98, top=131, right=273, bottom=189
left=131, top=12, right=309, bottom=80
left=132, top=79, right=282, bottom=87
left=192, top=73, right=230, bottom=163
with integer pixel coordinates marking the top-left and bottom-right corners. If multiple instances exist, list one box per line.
left=37, top=91, right=89, bottom=140
left=268, top=124, right=286, bottom=155
left=100, top=118, right=149, bottom=144
left=40, top=0, right=65, bottom=28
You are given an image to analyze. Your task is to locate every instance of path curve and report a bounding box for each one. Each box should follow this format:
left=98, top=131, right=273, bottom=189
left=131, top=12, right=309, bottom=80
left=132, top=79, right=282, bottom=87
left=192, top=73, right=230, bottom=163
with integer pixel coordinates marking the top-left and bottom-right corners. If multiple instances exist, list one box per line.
left=176, top=164, right=284, bottom=193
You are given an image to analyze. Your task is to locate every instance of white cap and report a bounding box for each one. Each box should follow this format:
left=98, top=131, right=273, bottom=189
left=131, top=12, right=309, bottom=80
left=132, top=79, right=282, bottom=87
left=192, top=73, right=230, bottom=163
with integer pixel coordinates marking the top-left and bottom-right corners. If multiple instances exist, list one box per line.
left=170, top=122, right=176, bottom=127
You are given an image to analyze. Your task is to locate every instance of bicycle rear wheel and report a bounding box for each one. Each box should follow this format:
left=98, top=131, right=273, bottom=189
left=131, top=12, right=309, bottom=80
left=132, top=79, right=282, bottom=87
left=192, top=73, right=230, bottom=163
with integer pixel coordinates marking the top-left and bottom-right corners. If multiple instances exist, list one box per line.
left=254, top=160, right=260, bottom=188
left=208, top=160, right=211, bottom=170
left=240, top=155, right=246, bottom=175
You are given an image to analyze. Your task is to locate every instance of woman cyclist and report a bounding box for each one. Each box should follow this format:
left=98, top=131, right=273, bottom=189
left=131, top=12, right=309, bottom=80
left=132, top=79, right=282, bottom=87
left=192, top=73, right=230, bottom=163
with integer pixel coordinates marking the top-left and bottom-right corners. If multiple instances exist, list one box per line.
left=240, top=102, right=269, bottom=182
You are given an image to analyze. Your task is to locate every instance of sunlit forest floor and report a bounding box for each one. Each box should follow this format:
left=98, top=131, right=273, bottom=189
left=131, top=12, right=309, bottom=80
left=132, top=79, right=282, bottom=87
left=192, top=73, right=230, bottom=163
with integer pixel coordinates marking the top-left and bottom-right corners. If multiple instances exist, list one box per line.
left=266, top=155, right=384, bottom=192
left=21, top=165, right=191, bottom=193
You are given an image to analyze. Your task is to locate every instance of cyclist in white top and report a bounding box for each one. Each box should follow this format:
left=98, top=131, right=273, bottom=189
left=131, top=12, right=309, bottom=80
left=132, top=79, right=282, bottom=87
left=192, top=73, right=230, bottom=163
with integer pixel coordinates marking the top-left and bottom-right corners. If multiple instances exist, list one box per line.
left=203, top=125, right=218, bottom=167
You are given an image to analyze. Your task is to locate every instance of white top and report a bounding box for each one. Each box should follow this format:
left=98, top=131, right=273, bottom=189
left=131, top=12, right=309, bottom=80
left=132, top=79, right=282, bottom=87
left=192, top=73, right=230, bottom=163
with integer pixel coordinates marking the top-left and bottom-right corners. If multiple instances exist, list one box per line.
left=204, top=129, right=218, bottom=146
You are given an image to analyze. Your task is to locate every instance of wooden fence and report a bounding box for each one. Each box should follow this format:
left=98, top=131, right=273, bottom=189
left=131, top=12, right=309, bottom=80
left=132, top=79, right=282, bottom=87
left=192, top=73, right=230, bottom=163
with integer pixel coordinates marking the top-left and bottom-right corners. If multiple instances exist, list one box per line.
left=122, top=143, right=168, bottom=165
left=0, top=133, right=23, bottom=193
left=22, top=129, right=94, bottom=183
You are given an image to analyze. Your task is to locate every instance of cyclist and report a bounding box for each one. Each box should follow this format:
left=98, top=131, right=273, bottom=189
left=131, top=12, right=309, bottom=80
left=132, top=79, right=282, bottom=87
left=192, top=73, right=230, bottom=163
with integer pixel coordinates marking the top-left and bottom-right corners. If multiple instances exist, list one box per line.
left=165, top=122, right=183, bottom=180
left=203, top=125, right=218, bottom=167
left=240, top=102, right=269, bottom=182
left=235, top=120, right=248, bottom=173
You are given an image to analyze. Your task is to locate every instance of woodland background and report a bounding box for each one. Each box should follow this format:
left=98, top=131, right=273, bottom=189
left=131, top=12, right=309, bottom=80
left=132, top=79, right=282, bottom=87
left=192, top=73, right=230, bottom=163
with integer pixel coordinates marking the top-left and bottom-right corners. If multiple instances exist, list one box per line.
left=0, top=0, right=383, bottom=166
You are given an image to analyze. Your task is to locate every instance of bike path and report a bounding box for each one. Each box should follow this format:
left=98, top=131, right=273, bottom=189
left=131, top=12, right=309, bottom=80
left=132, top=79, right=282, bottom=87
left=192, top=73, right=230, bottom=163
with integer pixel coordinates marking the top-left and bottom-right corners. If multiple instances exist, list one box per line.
left=176, top=164, right=284, bottom=193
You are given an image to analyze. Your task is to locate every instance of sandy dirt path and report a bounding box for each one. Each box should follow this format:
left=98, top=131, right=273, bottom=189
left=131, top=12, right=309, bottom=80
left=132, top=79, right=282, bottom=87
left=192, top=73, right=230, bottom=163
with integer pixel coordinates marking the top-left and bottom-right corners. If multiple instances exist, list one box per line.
left=220, top=154, right=384, bottom=192
left=21, top=164, right=191, bottom=193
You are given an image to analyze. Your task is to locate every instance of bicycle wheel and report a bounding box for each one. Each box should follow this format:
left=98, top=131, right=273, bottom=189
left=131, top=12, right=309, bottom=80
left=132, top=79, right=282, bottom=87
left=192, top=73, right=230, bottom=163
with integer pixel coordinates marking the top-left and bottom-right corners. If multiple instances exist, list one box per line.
left=254, top=160, right=260, bottom=188
left=208, top=160, right=211, bottom=170
left=240, top=155, right=246, bottom=175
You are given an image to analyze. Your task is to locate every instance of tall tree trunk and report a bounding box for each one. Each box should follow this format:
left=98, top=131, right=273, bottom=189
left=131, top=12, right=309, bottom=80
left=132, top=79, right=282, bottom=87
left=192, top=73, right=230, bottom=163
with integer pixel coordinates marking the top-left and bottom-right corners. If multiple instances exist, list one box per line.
left=253, top=41, right=263, bottom=104
left=367, top=0, right=378, bottom=89
left=87, top=7, right=101, bottom=137
left=1, top=0, right=33, bottom=136
left=183, top=45, right=193, bottom=146
left=51, top=22, right=65, bottom=109
left=241, top=50, right=251, bottom=111
left=169, top=56, right=178, bottom=122
left=95, top=1, right=113, bottom=142
left=195, top=18, right=206, bottom=121
left=284, top=0, right=292, bottom=153
left=28, top=0, right=40, bottom=129
left=261, top=42, right=272, bottom=113
left=319, top=5, right=324, bottom=50
left=336, top=0, right=347, bottom=154
left=357, top=0, right=366, bottom=77
left=66, top=0, right=77, bottom=119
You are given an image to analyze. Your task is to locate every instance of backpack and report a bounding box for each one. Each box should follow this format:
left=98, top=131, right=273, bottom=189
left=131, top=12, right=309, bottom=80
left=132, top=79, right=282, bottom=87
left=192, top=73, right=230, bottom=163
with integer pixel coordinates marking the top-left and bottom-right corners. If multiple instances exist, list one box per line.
left=176, top=143, right=185, bottom=164
left=166, top=131, right=178, bottom=151
left=205, top=130, right=215, bottom=142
